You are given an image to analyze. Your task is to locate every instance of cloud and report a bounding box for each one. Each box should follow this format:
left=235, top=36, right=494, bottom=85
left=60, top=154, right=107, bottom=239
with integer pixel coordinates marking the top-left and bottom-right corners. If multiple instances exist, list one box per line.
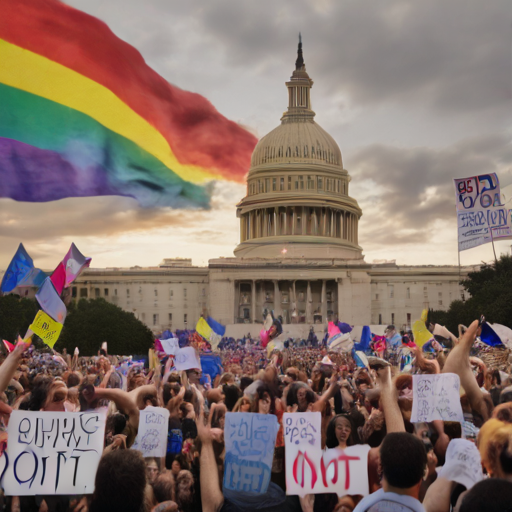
left=193, top=0, right=511, bottom=113
left=0, top=182, right=245, bottom=269
left=351, top=133, right=512, bottom=249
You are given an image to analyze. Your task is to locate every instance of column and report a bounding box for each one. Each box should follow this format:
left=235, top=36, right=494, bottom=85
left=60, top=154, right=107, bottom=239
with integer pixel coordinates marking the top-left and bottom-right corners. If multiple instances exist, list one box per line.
left=292, top=207, right=295, bottom=235
left=274, top=208, right=278, bottom=236
left=302, top=207, right=306, bottom=235
left=321, top=279, right=327, bottom=323
left=234, top=283, right=240, bottom=322
left=306, top=281, right=313, bottom=323
left=355, top=218, right=358, bottom=244
left=273, top=280, right=281, bottom=318
left=251, top=280, right=256, bottom=323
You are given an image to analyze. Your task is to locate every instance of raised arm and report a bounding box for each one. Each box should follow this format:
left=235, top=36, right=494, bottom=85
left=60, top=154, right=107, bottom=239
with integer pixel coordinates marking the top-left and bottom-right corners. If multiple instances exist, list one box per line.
left=0, top=343, right=26, bottom=394
left=442, top=319, right=489, bottom=421
left=196, top=403, right=224, bottom=512
left=92, top=387, right=140, bottom=430
left=312, top=373, right=339, bottom=412
left=376, top=366, right=405, bottom=433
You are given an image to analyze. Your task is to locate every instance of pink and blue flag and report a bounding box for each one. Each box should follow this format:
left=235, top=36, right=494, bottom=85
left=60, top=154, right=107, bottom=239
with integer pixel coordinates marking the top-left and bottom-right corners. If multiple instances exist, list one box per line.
left=1, top=243, right=46, bottom=293
left=50, top=243, right=91, bottom=292
left=36, top=277, right=67, bottom=323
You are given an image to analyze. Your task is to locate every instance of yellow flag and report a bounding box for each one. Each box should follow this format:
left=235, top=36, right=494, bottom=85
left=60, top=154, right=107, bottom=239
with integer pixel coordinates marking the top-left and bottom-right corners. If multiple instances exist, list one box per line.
left=412, top=320, right=433, bottom=349
left=196, top=317, right=213, bottom=340
left=420, top=309, right=428, bottom=324
left=29, top=310, right=63, bottom=348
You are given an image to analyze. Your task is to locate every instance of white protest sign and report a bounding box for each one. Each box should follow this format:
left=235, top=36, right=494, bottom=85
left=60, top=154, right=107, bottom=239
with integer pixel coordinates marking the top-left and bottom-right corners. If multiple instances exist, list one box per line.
left=132, top=406, right=170, bottom=457
left=3, top=410, right=106, bottom=495
left=438, top=439, right=484, bottom=490
left=454, top=173, right=512, bottom=251
left=161, top=338, right=179, bottom=355
left=174, top=347, right=201, bottom=371
left=411, top=373, right=464, bottom=423
left=284, top=413, right=370, bottom=497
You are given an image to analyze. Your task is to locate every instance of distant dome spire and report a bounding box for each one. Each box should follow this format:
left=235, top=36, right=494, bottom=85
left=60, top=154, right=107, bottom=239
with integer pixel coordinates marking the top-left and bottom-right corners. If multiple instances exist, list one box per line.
left=295, top=32, right=304, bottom=70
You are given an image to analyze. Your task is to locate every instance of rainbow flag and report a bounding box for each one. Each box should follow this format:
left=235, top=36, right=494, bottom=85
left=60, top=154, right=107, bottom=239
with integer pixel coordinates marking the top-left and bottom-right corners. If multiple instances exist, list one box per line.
left=0, top=0, right=257, bottom=208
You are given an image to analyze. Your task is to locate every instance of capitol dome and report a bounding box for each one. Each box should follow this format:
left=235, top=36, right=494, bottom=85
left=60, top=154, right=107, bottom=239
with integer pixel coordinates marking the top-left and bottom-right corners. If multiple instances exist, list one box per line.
left=234, top=38, right=363, bottom=261
left=250, top=119, right=343, bottom=171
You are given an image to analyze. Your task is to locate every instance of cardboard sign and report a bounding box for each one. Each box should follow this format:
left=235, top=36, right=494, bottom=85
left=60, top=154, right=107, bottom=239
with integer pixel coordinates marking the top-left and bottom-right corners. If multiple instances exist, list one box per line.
left=3, top=410, right=106, bottom=495
left=132, top=406, right=170, bottom=457
left=223, top=413, right=279, bottom=495
left=29, top=310, right=63, bottom=348
left=161, top=338, right=179, bottom=356
left=284, top=413, right=370, bottom=497
left=174, top=347, right=201, bottom=371
left=411, top=373, right=464, bottom=423
left=438, top=439, right=484, bottom=490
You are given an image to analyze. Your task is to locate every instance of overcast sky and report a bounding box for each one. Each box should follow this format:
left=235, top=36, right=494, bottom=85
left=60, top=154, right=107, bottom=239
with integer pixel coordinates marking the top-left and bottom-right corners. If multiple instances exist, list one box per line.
left=1, top=0, right=511, bottom=270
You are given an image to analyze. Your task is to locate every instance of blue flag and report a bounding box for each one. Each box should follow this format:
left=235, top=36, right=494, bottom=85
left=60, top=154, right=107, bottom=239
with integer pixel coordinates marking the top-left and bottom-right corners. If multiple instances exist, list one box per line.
left=480, top=323, right=503, bottom=347
left=207, top=316, right=226, bottom=336
left=1, top=243, right=46, bottom=293
left=354, top=325, right=372, bottom=353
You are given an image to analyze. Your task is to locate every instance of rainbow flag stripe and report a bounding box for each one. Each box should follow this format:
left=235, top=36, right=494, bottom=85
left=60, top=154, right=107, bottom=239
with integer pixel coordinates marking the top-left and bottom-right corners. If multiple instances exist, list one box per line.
left=0, top=0, right=257, bottom=207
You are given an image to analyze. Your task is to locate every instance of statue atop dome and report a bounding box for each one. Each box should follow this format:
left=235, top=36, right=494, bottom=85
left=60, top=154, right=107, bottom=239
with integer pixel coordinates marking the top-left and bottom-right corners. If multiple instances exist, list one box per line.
left=295, top=32, right=305, bottom=71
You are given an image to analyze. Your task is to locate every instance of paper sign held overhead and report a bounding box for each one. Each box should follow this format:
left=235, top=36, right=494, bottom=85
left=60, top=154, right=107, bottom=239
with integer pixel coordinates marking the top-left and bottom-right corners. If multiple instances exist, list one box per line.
left=411, top=373, right=464, bottom=423
left=174, top=347, right=201, bottom=371
left=3, top=410, right=106, bottom=495
left=132, top=406, right=170, bottom=458
left=29, top=310, right=63, bottom=348
left=161, top=338, right=179, bottom=355
left=283, top=412, right=370, bottom=497
left=438, top=439, right=484, bottom=490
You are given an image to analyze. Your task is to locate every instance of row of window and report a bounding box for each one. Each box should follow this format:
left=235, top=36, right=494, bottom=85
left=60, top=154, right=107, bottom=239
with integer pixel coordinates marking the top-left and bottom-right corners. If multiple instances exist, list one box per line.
left=72, top=287, right=206, bottom=298
left=145, top=313, right=188, bottom=326
left=248, top=175, right=347, bottom=196
left=377, top=313, right=412, bottom=326
left=257, top=144, right=339, bottom=166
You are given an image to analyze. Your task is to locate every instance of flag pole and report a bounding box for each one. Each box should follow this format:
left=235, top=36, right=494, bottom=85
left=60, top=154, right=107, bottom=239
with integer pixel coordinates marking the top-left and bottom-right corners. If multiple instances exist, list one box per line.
left=490, top=226, right=498, bottom=264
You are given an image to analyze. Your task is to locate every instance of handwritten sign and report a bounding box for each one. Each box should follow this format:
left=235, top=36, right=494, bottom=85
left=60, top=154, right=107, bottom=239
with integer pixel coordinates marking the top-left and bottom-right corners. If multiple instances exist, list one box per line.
left=132, top=406, right=169, bottom=457
left=454, top=173, right=512, bottom=251
left=438, top=439, right=483, bottom=490
left=283, top=413, right=370, bottom=496
left=161, top=338, right=179, bottom=356
left=29, top=310, right=63, bottom=348
left=411, top=373, right=464, bottom=423
left=174, top=347, right=201, bottom=371
left=3, top=410, right=106, bottom=495
left=223, top=413, right=278, bottom=495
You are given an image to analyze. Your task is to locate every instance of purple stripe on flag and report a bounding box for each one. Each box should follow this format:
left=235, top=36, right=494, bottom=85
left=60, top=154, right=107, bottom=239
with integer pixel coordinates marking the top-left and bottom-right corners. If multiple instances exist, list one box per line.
left=0, top=137, right=118, bottom=202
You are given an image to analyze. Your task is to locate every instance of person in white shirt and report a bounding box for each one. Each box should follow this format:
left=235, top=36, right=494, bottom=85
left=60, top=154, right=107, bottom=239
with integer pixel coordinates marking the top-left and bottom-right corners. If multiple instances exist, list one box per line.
left=354, top=432, right=427, bottom=512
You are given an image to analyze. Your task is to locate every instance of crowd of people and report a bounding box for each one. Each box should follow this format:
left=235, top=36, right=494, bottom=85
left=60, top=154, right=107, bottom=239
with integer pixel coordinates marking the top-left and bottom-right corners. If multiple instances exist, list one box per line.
left=0, top=318, right=511, bottom=512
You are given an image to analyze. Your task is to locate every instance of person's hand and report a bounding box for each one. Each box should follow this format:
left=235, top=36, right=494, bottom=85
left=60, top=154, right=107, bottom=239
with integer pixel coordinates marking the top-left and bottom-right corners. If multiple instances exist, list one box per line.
left=375, top=365, right=392, bottom=387
left=287, top=404, right=299, bottom=413
left=110, top=434, right=127, bottom=450
left=196, top=402, right=216, bottom=444
left=298, top=494, right=315, bottom=512
left=70, top=496, right=89, bottom=512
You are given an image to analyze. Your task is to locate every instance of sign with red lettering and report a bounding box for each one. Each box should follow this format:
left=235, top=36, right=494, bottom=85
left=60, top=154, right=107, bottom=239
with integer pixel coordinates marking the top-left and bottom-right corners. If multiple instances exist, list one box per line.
left=2, top=410, right=106, bottom=495
left=284, top=413, right=370, bottom=496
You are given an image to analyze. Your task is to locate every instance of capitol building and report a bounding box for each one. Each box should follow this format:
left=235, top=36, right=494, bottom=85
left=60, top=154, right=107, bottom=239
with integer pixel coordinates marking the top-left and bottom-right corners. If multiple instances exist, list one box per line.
left=69, top=42, right=470, bottom=338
